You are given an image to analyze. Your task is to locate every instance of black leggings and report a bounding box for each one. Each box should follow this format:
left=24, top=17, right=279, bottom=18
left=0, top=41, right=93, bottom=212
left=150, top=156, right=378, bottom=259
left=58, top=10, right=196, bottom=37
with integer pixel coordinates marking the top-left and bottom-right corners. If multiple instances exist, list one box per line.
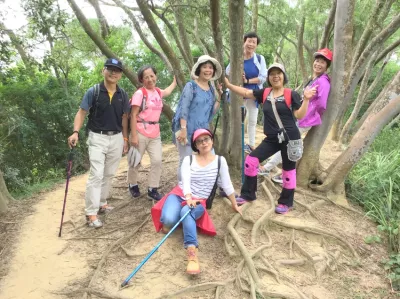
left=240, top=136, right=296, bottom=206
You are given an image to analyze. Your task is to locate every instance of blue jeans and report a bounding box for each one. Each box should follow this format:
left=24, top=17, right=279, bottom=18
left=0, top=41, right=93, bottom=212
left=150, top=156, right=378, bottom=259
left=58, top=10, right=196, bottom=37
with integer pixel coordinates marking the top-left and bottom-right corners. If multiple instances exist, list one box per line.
left=160, top=194, right=205, bottom=248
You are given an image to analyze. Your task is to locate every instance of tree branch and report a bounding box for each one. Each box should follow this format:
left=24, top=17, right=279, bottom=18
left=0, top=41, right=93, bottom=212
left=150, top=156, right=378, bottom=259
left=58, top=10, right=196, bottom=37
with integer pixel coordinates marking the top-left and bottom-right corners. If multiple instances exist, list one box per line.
left=88, top=0, right=110, bottom=39
left=67, top=0, right=140, bottom=87
left=319, top=0, right=336, bottom=49
left=111, top=0, right=173, bottom=73
left=251, top=0, right=258, bottom=32
left=374, top=38, right=400, bottom=65
left=297, top=16, right=308, bottom=84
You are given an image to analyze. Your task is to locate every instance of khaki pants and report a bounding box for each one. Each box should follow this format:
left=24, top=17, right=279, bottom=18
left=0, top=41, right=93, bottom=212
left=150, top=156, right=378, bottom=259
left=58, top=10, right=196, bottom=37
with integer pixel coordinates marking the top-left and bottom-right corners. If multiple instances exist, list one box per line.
left=85, top=131, right=124, bottom=215
left=127, top=132, right=162, bottom=188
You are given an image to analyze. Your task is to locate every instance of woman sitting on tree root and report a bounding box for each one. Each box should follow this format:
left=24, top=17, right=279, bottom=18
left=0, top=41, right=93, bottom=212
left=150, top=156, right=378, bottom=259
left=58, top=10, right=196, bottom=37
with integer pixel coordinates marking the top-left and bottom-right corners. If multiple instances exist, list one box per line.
left=224, top=63, right=316, bottom=214
left=151, top=129, right=241, bottom=275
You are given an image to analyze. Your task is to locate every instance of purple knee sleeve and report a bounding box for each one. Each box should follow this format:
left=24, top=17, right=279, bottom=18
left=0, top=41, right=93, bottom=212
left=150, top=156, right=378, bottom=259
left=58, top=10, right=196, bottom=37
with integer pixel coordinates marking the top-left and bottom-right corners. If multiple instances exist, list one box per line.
left=282, top=169, right=296, bottom=189
left=244, top=156, right=259, bottom=177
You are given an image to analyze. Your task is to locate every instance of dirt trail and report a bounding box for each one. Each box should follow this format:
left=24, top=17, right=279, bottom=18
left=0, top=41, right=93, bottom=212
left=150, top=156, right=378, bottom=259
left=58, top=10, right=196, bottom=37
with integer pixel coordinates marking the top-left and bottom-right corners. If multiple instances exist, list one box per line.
left=0, top=131, right=394, bottom=299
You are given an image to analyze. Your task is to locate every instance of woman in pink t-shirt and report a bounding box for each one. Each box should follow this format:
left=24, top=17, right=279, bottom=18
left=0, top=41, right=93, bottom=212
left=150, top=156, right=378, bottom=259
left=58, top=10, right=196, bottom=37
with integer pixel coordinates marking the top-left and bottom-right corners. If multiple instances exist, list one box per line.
left=128, top=65, right=177, bottom=201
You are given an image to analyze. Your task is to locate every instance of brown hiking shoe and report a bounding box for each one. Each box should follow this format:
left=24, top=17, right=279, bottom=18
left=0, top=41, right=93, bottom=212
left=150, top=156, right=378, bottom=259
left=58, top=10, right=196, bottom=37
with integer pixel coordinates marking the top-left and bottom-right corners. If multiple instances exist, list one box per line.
left=186, top=246, right=200, bottom=275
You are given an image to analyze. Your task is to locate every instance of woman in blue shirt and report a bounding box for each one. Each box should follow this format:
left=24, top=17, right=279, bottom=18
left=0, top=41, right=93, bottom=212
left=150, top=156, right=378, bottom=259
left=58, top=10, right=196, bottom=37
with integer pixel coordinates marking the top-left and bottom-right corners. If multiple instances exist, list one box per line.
left=172, top=55, right=223, bottom=180
left=226, top=32, right=267, bottom=153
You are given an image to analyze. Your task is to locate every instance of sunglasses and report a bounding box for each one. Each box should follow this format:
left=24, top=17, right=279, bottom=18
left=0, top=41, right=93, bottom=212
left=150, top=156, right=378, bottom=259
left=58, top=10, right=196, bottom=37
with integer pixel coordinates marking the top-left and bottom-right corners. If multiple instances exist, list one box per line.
left=105, top=66, right=122, bottom=74
left=195, top=136, right=211, bottom=145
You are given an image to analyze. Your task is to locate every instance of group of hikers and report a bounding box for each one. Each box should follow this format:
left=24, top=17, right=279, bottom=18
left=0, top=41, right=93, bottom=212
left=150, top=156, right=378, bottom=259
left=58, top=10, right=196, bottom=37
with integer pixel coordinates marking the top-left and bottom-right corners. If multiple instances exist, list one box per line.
left=67, top=32, right=332, bottom=275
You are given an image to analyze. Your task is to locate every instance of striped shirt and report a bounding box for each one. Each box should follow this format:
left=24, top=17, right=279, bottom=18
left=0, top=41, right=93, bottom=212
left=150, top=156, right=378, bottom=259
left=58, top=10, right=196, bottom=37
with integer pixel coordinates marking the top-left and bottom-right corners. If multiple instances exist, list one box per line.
left=179, top=155, right=235, bottom=200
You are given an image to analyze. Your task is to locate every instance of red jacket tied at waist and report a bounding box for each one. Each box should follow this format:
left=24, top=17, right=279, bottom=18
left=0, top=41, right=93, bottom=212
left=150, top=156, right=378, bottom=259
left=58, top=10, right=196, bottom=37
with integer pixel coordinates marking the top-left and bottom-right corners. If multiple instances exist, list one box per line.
left=151, top=185, right=216, bottom=236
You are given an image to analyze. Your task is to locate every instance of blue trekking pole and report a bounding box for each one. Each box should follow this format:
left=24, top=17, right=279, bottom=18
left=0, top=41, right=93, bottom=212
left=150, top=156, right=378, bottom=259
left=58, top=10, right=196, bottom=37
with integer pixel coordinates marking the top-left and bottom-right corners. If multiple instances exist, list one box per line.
left=121, top=204, right=198, bottom=287
left=241, top=106, right=245, bottom=184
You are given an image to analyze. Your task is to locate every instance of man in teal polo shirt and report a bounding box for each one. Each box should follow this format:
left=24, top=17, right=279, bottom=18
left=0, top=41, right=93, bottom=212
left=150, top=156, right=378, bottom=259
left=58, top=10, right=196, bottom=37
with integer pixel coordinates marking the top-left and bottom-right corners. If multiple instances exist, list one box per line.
left=68, top=58, right=130, bottom=228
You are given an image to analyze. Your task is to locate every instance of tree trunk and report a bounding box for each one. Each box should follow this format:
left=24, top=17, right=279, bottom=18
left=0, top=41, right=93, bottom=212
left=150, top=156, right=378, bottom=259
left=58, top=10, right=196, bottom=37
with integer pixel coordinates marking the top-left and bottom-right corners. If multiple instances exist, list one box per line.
left=320, top=0, right=336, bottom=49
left=173, top=4, right=193, bottom=64
left=193, top=17, right=209, bottom=55
left=251, top=0, right=258, bottom=32
left=227, top=0, right=245, bottom=169
left=351, top=0, right=385, bottom=68
left=297, top=0, right=355, bottom=187
left=333, top=12, right=400, bottom=140
left=136, top=0, right=186, bottom=89
left=210, top=0, right=230, bottom=155
left=314, top=95, right=400, bottom=193
left=297, top=16, right=308, bottom=85
left=149, top=5, right=193, bottom=72
left=112, top=0, right=173, bottom=73
left=0, top=170, right=12, bottom=214
left=0, top=21, right=35, bottom=72
left=88, top=0, right=110, bottom=39
left=339, top=51, right=390, bottom=143
left=374, top=38, right=400, bottom=66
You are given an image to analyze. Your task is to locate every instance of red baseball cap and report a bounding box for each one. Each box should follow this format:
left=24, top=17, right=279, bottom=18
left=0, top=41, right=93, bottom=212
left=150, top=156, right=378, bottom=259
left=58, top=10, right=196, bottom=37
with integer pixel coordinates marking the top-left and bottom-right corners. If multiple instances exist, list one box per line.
left=313, top=48, right=333, bottom=61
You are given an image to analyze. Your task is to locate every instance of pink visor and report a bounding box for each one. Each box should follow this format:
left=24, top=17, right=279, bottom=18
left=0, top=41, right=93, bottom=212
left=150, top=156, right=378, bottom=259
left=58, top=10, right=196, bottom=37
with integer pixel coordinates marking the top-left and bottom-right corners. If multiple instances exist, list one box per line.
left=192, top=129, right=212, bottom=142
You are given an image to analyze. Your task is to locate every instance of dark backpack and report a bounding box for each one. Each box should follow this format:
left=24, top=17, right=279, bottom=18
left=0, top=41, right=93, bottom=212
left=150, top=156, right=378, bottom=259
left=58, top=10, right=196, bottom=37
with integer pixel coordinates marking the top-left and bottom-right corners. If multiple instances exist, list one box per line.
left=86, top=84, right=129, bottom=135
left=190, top=155, right=221, bottom=209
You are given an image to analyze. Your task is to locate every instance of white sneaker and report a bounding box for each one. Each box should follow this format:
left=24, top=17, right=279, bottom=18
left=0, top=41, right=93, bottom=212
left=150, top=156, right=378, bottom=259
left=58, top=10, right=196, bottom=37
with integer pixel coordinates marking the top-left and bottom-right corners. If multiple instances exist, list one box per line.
left=87, top=218, right=103, bottom=228
left=272, top=174, right=283, bottom=185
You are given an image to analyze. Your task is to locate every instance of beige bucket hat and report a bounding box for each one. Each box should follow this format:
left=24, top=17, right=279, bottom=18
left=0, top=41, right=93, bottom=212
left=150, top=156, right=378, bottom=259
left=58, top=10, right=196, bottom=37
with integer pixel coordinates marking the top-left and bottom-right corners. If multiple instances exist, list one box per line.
left=191, top=55, right=222, bottom=81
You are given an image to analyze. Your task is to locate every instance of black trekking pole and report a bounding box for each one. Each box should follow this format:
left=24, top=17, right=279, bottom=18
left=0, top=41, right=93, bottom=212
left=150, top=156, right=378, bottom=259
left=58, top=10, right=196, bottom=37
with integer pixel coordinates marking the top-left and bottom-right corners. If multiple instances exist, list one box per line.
left=120, top=203, right=199, bottom=287
left=58, top=148, right=74, bottom=237
left=213, top=88, right=226, bottom=136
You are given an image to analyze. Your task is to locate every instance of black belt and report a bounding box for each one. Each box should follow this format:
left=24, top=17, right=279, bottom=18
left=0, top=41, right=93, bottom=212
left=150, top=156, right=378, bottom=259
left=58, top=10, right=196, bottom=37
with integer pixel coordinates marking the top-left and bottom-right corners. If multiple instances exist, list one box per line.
left=137, top=120, right=159, bottom=124
left=91, top=129, right=120, bottom=135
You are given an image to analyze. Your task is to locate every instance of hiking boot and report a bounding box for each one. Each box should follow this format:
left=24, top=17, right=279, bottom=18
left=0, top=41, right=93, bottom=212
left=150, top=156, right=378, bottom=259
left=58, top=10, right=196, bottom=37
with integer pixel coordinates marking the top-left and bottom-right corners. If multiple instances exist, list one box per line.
left=275, top=204, right=292, bottom=214
left=244, top=144, right=254, bottom=154
left=219, top=187, right=238, bottom=198
left=129, top=185, right=140, bottom=198
left=186, top=246, right=200, bottom=275
left=98, top=205, right=114, bottom=214
left=148, top=188, right=163, bottom=201
left=236, top=197, right=250, bottom=206
left=272, top=174, right=283, bottom=185
left=87, top=217, right=103, bottom=228
left=258, top=166, right=270, bottom=177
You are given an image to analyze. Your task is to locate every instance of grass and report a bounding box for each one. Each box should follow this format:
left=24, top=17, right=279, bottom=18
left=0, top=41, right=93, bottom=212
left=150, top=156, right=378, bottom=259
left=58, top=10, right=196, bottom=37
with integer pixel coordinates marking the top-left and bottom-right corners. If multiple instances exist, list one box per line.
left=11, top=177, right=65, bottom=200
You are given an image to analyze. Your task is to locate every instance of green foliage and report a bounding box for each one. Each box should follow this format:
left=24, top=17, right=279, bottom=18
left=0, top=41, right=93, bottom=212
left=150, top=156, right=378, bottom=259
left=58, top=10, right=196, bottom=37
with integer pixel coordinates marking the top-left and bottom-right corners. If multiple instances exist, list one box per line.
left=364, top=235, right=382, bottom=244
left=383, top=254, right=400, bottom=291
left=347, top=128, right=400, bottom=252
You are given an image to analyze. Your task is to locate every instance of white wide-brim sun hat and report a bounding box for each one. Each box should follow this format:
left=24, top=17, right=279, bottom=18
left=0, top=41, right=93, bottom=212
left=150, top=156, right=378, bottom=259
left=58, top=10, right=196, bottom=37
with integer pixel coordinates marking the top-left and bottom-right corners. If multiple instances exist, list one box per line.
left=127, top=146, right=142, bottom=168
left=190, top=55, right=222, bottom=81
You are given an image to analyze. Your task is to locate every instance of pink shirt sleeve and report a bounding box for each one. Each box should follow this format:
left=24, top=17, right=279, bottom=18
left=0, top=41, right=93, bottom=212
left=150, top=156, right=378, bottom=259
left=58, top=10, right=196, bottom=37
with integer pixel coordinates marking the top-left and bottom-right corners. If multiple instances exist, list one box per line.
left=130, top=89, right=144, bottom=107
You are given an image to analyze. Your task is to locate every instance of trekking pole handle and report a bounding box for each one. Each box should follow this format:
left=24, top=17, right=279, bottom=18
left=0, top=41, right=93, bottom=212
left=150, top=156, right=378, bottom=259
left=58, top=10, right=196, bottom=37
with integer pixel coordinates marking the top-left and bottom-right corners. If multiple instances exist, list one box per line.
left=241, top=106, right=245, bottom=123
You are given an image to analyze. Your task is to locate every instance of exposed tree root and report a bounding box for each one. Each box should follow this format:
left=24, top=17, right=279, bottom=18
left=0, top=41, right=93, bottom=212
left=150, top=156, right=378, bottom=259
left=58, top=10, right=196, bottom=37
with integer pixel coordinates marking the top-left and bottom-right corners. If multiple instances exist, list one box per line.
left=53, top=288, right=132, bottom=299
left=264, top=177, right=281, bottom=195
left=156, top=280, right=234, bottom=299
left=294, top=198, right=320, bottom=220
left=289, top=229, right=295, bottom=258
left=96, top=220, right=143, bottom=236
left=270, top=218, right=359, bottom=259
left=251, top=182, right=275, bottom=245
left=119, top=244, right=147, bottom=258
left=81, top=216, right=150, bottom=299
left=66, top=236, right=118, bottom=241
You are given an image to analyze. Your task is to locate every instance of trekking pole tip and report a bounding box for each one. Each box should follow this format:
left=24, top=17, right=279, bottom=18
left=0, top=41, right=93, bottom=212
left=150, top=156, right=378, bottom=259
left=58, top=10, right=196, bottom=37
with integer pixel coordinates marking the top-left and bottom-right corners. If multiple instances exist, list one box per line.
left=121, top=281, right=128, bottom=288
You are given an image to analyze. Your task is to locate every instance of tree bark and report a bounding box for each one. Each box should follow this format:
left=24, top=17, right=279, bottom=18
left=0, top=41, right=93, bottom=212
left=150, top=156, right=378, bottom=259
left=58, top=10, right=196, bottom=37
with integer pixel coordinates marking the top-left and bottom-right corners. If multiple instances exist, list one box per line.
left=136, top=0, right=186, bottom=89
left=0, top=21, right=34, bottom=72
left=339, top=51, right=390, bottom=143
left=297, top=16, right=308, bottom=85
left=0, top=170, right=13, bottom=214
left=149, top=5, right=193, bottom=72
left=88, top=0, right=110, bottom=39
left=251, top=0, right=258, bottom=32
left=331, top=12, right=400, bottom=140
left=314, top=95, right=400, bottom=193
left=193, top=17, right=209, bottom=55
left=297, top=0, right=355, bottom=188
left=351, top=0, right=385, bottom=68
left=227, top=0, right=245, bottom=169
left=210, top=0, right=230, bottom=155
left=319, top=0, right=336, bottom=49
left=173, top=3, right=193, bottom=64
left=374, top=38, right=400, bottom=66
left=67, top=0, right=140, bottom=87
left=112, top=0, right=173, bottom=73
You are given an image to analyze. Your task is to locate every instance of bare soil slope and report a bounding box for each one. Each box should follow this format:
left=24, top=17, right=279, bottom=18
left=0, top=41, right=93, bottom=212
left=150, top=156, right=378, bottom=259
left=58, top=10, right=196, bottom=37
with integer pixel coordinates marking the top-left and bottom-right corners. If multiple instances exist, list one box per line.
left=0, top=130, right=393, bottom=299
